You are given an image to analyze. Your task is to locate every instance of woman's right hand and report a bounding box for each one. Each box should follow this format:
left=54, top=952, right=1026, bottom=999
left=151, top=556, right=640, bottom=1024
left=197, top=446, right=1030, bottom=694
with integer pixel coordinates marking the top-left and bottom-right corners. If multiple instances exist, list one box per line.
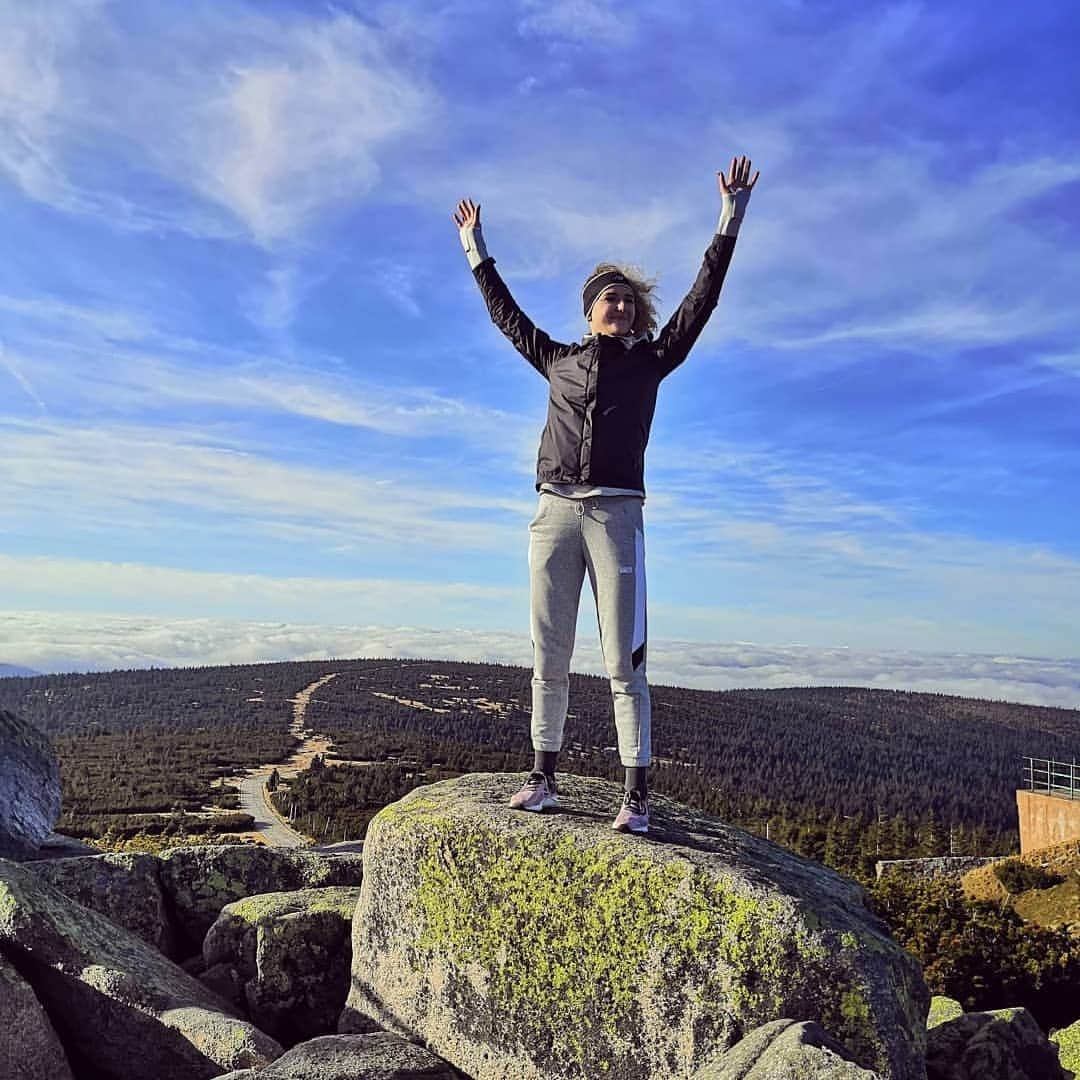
left=453, top=198, right=481, bottom=230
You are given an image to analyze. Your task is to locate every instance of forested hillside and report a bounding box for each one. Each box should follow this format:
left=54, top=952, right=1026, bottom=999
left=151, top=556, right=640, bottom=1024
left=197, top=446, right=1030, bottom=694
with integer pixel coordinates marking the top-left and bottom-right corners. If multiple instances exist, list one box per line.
left=299, top=661, right=1080, bottom=862
left=0, top=662, right=319, bottom=836
left=3, top=657, right=1078, bottom=868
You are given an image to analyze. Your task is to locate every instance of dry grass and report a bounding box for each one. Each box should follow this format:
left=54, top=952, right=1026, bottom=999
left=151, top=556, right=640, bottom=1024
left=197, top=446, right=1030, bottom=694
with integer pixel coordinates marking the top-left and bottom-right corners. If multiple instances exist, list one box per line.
left=962, top=840, right=1080, bottom=930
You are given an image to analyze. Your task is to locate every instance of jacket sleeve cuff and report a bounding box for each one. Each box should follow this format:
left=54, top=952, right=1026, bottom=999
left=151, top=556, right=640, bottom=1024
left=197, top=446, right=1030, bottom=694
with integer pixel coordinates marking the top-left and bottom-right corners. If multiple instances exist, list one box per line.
left=717, top=188, right=752, bottom=237
left=716, top=213, right=742, bottom=237
left=460, top=225, right=490, bottom=270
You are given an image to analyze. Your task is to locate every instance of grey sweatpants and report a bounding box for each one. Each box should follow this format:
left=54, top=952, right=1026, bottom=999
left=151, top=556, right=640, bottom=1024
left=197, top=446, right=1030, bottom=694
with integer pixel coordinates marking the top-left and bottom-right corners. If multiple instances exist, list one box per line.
left=528, top=493, right=651, bottom=767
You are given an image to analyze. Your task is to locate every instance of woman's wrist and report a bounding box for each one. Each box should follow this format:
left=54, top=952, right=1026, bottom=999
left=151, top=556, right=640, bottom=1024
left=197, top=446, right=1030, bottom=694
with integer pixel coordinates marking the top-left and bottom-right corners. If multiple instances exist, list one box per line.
left=460, top=224, right=490, bottom=269
left=717, top=188, right=752, bottom=237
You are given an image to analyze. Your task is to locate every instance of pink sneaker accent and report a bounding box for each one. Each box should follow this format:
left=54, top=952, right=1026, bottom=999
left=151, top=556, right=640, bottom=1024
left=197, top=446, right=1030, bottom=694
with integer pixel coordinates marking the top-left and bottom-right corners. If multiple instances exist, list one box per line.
left=612, top=790, right=649, bottom=834
left=509, top=772, right=558, bottom=812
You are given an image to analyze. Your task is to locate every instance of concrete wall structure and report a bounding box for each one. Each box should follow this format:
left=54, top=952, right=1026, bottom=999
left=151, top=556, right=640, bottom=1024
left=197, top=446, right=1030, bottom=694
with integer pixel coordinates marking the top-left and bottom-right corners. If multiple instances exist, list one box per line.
left=1017, top=789, right=1080, bottom=854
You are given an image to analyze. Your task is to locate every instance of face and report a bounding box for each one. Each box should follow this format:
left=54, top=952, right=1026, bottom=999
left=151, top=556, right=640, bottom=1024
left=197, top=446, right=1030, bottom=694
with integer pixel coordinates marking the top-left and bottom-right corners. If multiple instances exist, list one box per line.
left=588, top=284, right=637, bottom=337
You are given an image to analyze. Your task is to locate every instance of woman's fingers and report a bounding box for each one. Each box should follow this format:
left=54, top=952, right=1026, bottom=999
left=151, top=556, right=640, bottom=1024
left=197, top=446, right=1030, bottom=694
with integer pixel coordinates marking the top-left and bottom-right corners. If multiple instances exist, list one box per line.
left=718, top=157, right=759, bottom=192
left=452, top=197, right=481, bottom=228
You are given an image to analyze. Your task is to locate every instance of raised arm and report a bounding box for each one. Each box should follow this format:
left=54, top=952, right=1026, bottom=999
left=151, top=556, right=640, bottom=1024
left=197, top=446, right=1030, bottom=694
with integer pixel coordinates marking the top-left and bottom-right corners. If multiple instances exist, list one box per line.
left=453, top=197, right=571, bottom=379
left=653, top=156, right=760, bottom=376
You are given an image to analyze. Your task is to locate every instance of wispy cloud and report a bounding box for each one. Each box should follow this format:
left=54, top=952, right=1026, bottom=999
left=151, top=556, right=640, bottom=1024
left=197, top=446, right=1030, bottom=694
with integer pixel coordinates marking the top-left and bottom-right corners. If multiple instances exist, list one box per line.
left=0, top=5, right=436, bottom=243
left=0, top=422, right=532, bottom=555
left=517, top=0, right=637, bottom=47
left=0, top=343, right=46, bottom=411
left=5, top=331, right=534, bottom=445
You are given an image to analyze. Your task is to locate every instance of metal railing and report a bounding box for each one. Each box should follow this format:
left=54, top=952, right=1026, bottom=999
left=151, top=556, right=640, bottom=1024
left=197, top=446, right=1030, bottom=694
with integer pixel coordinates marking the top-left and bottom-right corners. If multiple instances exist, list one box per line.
left=1023, top=757, right=1080, bottom=799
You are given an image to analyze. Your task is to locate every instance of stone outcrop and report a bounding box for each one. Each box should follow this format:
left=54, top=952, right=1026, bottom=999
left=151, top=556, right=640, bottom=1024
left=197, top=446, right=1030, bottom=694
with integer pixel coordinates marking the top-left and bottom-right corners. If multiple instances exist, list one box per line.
left=0, top=951, right=75, bottom=1080
left=202, top=885, right=361, bottom=1044
left=0, top=856, right=283, bottom=1079
left=29, top=850, right=177, bottom=956
left=0, top=708, right=61, bottom=859
left=239, top=1032, right=462, bottom=1078
left=875, top=858, right=997, bottom=882
left=342, top=773, right=929, bottom=1080
left=925, top=1008, right=1067, bottom=1080
left=692, top=1018, right=880, bottom=1078
left=160, top=844, right=364, bottom=952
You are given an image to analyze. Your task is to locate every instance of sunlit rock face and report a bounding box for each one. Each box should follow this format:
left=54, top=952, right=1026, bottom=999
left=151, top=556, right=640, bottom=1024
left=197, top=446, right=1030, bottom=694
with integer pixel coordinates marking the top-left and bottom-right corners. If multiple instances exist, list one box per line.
left=0, top=857, right=283, bottom=1080
left=341, top=772, right=929, bottom=1080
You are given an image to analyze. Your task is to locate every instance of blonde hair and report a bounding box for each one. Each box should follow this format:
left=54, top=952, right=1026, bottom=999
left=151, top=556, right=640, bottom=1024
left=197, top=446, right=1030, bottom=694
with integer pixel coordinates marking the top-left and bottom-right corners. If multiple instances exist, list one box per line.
left=584, top=262, right=659, bottom=336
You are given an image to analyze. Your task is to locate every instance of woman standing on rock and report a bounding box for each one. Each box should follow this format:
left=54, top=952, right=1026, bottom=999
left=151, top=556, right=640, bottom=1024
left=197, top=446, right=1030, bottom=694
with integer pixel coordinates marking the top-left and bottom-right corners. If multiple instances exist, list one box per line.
left=453, top=156, right=758, bottom=834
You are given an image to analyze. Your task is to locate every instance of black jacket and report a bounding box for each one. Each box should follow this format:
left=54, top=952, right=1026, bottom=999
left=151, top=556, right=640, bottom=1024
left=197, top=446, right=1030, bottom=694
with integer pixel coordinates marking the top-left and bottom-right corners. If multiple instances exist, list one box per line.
left=473, top=232, right=737, bottom=493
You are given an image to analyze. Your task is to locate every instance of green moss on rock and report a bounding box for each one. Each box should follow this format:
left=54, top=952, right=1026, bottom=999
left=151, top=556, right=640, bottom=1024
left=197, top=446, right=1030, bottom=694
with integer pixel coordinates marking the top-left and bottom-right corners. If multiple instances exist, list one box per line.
left=927, top=995, right=964, bottom=1029
left=412, top=821, right=870, bottom=1071
left=1051, top=1018, right=1080, bottom=1075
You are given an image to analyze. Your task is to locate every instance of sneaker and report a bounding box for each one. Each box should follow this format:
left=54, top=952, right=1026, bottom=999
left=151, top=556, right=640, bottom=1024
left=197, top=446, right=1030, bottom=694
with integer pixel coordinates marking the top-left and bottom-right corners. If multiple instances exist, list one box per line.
left=612, top=789, right=649, bottom=834
left=508, top=771, right=558, bottom=812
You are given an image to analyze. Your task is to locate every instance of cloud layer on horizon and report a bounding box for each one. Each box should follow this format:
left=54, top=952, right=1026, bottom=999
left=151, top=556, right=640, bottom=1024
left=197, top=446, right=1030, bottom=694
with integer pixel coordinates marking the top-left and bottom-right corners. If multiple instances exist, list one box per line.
left=2, top=610, right=1078, bottom=711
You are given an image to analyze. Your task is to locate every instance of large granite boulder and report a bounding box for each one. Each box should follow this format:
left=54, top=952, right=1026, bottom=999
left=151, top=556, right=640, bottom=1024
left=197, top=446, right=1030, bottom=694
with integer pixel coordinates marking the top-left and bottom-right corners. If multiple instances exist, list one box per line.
left=692, top=1018, right=881, bottom=1078
left=29, top=851, right=178, bottom=956
left=254, top=1033, right=461, bottom=1078
left=341, top=773, right=929, bottom=1080
left=202, top=885, right=361, bottom=1043
left=926, top=1008, right=1066, bottom=1079
left=160, top=844, right=363, bottom=952
left=0, top=857, right=283, bottom=1079
left=0, top=951, right=75, bottom=1080
left=0, top=708, right=61, bottom=859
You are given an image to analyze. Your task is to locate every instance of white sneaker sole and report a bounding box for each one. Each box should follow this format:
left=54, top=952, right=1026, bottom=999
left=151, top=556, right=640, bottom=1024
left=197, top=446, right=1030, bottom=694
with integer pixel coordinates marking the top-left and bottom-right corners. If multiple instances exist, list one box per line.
left=510, top=796, right=558, bottom=813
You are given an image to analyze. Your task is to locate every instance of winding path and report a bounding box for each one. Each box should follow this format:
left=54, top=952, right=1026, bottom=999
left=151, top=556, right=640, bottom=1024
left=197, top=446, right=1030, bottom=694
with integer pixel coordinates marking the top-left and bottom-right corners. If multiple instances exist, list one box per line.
left=228, top=673, right=340, bottom=848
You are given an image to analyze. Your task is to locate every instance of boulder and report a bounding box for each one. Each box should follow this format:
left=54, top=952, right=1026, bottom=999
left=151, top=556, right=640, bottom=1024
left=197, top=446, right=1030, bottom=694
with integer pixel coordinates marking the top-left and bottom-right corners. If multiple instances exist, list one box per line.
left=341, top=773, right=929, bottom=1080
left=29, top=851, right=177, bottom=956
left=926, top=1008, right=1066, bottom=1079
left=927, top=997, right=964, bottom=1030
left=0, top=950, right=75, bottom=1080
left=0, top=857, right=283, bottom=1079
left=256, top=1033, right=461, bottom=1078
left=1050, top=1018, right=1080, bottom=1077
left=0, top=708, right=61, bottom=859
left=692, top=1018, right=881, bottom=1078
left=202, top=886, right=361, bottom=1043
left=159, top=844, right=363, bottom=952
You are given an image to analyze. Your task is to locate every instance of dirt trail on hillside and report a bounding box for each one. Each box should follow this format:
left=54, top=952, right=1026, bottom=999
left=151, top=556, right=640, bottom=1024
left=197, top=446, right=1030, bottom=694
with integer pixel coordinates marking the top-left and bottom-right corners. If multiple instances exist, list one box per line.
left=226, top=672, right=340, bottom=848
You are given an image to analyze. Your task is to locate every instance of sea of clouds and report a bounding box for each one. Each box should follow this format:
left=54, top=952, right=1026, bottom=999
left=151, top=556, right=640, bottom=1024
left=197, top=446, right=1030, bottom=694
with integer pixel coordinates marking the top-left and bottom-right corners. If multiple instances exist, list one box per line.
left=2, top=611, right=1077, bottom=710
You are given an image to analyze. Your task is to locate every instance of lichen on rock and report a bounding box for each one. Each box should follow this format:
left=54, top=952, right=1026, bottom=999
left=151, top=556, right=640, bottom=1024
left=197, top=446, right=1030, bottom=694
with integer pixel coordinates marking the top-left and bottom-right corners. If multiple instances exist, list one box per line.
left=0, top=856, right=283, bottom=1079
left=158, top=844, right=363, bottom=952
left=343, top=773, right=929, bottom=1080
left=202, top=885, right=361, bottom=1044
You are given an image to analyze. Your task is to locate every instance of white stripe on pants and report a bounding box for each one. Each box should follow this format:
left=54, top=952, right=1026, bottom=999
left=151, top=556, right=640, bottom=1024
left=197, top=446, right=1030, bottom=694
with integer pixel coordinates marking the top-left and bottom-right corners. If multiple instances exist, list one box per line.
left=527, top=493, right=650, bottom=767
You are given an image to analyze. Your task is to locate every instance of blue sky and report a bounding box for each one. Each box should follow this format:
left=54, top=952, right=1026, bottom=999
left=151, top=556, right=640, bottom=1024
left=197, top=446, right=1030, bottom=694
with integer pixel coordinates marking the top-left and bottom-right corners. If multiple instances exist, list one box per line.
left=2, top=1, right=1079, bottom=704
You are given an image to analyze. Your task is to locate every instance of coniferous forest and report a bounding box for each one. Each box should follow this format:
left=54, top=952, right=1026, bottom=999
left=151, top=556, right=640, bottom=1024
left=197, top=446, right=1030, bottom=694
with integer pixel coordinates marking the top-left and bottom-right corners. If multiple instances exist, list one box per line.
left=2, top=656, right=1078, bottom=866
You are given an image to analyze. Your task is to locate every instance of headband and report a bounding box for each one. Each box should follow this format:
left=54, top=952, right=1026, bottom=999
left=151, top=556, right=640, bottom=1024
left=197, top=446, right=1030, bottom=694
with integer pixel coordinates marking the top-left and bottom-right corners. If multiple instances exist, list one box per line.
left=582, top=270, right=635, bottom=319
